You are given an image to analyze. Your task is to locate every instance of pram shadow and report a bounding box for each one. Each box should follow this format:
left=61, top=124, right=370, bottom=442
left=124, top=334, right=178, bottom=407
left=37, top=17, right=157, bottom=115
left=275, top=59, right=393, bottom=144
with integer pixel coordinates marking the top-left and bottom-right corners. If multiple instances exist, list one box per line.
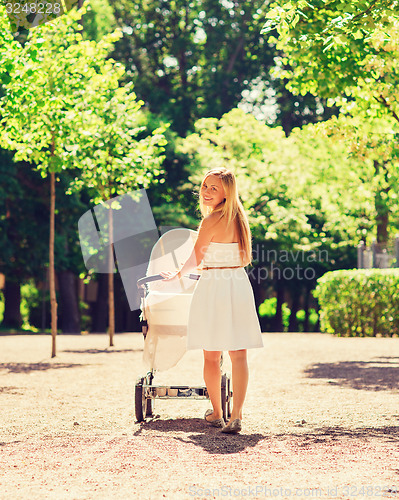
left=62, top=348, right=141, bottom=354
left=134, top=417, right=267, bottom=455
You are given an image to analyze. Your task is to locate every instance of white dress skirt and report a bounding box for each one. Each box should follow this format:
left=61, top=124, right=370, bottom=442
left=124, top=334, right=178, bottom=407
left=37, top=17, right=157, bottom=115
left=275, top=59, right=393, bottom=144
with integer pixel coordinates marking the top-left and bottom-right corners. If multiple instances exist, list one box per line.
left=186, top=242, right=264, bottom=351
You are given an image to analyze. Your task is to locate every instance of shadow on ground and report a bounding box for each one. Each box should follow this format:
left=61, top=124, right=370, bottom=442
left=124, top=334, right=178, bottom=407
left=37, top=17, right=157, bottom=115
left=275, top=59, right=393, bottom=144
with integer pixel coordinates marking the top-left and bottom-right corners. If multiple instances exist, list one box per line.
left=0, top=386, right=27, bottom=395
left=272, top=425, right=399, bottom=447
left=133, top=417, right=399, bottom=454
left=304, top=356, right=399, bottom=391
left=133, top=417, right=266, bottom=454
left=0, top=362, right=86, bottom=374
left=62, top=348, right=142, bottom=355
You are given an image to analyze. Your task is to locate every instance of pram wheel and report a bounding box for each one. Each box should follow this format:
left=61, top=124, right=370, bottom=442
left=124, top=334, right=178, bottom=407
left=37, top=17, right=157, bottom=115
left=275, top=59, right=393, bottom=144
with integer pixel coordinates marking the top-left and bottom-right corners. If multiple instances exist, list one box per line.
left=221, top=374, right=232, bottom=421
left=145, top=396, right=154, bottom=418
left=135, top=376, right=154, bottom=422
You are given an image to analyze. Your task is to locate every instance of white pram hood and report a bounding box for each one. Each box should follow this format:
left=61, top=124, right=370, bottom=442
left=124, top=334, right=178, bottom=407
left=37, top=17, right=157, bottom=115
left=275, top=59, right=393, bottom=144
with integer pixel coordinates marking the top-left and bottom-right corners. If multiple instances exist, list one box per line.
left=141, top=228, right=199, bottom=371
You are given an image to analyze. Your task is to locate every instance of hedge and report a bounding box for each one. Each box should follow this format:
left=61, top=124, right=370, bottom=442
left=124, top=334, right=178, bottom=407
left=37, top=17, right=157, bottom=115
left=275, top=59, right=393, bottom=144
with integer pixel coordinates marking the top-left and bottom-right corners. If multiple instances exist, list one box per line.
left=313, top=269, right=399, bottom=337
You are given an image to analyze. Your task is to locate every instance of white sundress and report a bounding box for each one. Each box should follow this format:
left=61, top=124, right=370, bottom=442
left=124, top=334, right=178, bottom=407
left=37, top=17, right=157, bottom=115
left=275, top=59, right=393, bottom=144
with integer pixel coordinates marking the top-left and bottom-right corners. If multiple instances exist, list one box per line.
left=186, top=242, right=264, bottom=351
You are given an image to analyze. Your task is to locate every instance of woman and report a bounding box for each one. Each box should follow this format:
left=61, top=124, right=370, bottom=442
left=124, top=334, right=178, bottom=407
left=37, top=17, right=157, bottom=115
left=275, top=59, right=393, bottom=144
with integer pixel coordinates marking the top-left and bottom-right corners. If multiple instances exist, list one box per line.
left=161, top=167, right=263, bottom=434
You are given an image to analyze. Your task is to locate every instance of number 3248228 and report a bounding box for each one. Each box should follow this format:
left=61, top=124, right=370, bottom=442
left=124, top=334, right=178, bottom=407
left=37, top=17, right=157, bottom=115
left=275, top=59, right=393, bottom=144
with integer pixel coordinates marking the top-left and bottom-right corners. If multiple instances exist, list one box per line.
left=5, top=3, right=62, bottom=15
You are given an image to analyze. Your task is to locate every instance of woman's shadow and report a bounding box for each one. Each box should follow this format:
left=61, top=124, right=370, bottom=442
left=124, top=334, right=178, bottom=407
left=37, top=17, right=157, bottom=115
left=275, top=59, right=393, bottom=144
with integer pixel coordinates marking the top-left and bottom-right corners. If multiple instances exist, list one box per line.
left=133, top=416, right=267, bottom=454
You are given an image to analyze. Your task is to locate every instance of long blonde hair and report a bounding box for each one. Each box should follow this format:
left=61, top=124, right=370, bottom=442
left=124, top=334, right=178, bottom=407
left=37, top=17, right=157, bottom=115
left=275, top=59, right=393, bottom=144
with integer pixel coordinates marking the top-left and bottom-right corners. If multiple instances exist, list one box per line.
left=198, top=167, right=252, bottom=267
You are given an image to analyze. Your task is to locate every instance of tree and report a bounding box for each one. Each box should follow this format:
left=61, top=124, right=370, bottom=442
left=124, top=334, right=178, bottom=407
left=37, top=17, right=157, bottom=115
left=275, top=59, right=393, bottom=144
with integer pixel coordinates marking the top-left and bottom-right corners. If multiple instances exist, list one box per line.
left=261, top=4, right=399, bottom=242
left=109, top=0, right=276, bottom=135
left=80, top=0, right=117, bottom=41
left=264, top=9, right=399, bottom=123
left=67, top=84, right=166, bottom=347
left=263, top=0, right=399, bottom=43
left=181, top=108, right=384, bottom=329
left=0, top=150, right=49, bottom=329
left=0, top=4, right=164, bottom=354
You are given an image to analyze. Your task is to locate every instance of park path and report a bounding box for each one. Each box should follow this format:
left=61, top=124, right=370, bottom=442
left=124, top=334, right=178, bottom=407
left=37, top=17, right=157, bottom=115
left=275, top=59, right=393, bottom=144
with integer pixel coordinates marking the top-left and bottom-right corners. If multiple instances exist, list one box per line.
left=1, top=332, right=399, bottom=499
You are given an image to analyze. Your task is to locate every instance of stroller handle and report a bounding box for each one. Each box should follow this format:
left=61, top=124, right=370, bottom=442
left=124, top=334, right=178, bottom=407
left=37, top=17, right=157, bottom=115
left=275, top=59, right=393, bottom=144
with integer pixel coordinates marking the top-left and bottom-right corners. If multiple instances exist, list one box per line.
left=137, top=273, right=201, bottom=288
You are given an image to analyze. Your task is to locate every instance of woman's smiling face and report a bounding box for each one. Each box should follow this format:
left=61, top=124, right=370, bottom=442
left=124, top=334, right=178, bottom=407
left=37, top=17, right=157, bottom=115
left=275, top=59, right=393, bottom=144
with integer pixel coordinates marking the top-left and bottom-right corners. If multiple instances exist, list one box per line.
left=201, top=174, right=226, bottom=209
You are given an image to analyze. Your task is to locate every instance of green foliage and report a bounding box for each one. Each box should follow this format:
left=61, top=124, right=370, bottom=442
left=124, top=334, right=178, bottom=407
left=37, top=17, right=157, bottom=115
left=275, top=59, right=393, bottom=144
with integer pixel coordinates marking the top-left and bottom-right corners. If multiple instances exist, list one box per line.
left=0, top=2, right=165, bottom=192
left=0, top=1, right=167, bottom=251
left=263, top=1, right=399, bottom=44
left=21, top=280, right=40, bottom=329
left=81, top=0, right=117, bottom=41
left=79, top=299, right=92, bottom=332
left=258, top=297, right=319, bottom=332
left=314, top=269, right=399, bottom=336
left=110, top=0, right=275, bottom=135
left=65, top=85, right=167, bottom=204
left=182, top=108, right=377, bottom=258
left=296, top=307, right=319, bottom=331
left=258, top=297, right=290, bottom=330
left=0, top=153, right=89, bottom=279
left=0, top=281, right=41, bottom=332
left=0, top=3, right=122, bottom=174
left=0, top=152, right=49, bottom=280
left=263, top=1, right=399, bottom=129
left=304, top=116, right=399, bottom=242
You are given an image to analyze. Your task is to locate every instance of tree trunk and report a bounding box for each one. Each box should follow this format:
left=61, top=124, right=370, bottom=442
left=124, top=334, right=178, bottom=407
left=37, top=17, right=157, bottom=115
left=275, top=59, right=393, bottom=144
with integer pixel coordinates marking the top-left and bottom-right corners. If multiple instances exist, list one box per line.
left=273, top=278, right=284, bottom=332
left=276, top=81, right=294, bottom=137
left=92, top=273, right=108, bottom=332
left=49, top=171, right=58, bottom=357
left=127, top=310, right=143, bottom=333
left=374, top=160, right=390, bottom=244
left=58, top=270, right=81, bottom=333
left=315, top=307, right=321, bottom=332
left=114, top=275, right=145, bottom=333
left=2, top=279, right=22, bottom=328
left=108, top=207, right=115, bottom=346
left=303, top=286, right=311, bottom=332
left=248, top=265, right=268, bottom=329
left=288, top=289, right=300, bottom=332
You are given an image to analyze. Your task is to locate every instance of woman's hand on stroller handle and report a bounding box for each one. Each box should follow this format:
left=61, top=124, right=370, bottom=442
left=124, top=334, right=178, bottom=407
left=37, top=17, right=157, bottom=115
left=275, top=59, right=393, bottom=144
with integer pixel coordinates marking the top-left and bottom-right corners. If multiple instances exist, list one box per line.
left=159, top=270, right=181, bottom=281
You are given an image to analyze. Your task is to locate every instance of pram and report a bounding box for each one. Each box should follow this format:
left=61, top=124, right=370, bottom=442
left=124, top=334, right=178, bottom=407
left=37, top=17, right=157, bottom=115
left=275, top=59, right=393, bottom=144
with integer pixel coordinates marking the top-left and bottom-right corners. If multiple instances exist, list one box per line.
left=135, top=228, right=233, bottom=422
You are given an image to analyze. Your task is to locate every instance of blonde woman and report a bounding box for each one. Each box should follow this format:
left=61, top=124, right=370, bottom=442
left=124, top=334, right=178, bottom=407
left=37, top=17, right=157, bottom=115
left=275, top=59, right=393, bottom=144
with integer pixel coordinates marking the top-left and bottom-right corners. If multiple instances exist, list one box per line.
left=161, top=167, right=263, bottom=434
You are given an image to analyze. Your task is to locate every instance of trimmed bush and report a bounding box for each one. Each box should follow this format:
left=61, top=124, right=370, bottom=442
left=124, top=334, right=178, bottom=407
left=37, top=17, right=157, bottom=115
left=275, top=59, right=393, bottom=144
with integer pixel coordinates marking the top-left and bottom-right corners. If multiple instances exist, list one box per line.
left=313, top=269, right=399, bottom=337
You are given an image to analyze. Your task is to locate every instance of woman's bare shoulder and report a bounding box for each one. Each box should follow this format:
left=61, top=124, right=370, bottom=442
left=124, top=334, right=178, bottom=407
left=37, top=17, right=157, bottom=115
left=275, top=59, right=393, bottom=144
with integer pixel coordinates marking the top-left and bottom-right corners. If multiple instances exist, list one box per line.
left=205, top=212, right=223, bottom=224
left=198, top=213, right=222, bottom=240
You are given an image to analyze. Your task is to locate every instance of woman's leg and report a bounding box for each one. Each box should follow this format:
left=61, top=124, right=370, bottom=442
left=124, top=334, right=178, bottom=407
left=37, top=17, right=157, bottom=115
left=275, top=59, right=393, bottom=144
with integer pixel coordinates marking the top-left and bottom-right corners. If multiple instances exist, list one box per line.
left=203, top=349, right=223, bottom=419
left=228, top=349, right=248, bottom=422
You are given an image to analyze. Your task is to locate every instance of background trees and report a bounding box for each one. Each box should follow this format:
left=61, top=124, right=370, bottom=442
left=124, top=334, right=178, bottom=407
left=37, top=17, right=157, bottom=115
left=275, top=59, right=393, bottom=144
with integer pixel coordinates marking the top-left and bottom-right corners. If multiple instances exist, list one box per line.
left=1, top=0, right=398, bottom=336
left=0, top=5, right=165, bottom=353
left=181, top=109, right=372, bottom=330
left=262, top=1, right=399, bottom=244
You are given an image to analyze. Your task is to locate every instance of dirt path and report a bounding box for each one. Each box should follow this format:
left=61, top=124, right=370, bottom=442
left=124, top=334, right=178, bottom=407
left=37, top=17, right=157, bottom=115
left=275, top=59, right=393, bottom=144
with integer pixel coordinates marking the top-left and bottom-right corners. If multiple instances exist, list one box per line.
left=1, top=332, right=399, bottom=499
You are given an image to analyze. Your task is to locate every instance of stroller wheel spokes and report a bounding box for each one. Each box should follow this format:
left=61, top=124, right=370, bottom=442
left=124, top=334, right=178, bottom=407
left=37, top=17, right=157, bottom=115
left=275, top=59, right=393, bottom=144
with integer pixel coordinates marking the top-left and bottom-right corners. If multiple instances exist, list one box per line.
left=134, top=370, right=233, bottom=423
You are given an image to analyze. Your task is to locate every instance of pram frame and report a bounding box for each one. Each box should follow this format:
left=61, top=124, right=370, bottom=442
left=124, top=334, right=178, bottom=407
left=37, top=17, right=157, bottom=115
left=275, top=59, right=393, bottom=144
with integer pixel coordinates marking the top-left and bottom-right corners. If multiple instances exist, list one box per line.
left=135, top=272, right=233, bottom=423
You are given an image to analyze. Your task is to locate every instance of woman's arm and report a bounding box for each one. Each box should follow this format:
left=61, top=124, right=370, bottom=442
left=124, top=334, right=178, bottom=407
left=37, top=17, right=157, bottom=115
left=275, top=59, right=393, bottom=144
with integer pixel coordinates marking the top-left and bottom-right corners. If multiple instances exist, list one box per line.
left=160, top=215, right=217, bottom=280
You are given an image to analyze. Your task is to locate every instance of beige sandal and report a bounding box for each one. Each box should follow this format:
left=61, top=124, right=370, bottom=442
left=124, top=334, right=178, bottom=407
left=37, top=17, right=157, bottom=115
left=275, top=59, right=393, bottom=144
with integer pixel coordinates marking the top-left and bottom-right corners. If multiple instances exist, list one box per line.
left=204, top=409, right=225, bottom=428
left=221, top=418, right=242, bottom=434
